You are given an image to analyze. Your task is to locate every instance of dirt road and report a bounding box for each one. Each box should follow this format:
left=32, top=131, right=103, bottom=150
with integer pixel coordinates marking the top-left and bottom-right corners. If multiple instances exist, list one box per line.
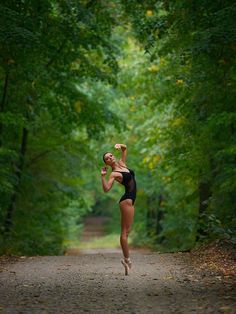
left=0, top=217, right=235, bottom=313
left=0, top=250, right=235, bottom=314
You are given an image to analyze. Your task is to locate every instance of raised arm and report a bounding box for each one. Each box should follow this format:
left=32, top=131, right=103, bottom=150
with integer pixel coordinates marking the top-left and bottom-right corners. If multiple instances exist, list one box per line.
left=101, top=167, right=115, bottom=192
left=114, top=143, right=127, bottom=165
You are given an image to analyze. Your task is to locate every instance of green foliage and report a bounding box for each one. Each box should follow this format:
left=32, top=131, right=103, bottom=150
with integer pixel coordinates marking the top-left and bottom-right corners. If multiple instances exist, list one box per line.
left=0, top=0, right=122, bottom=255
left=119, top=0, right=236, bottom=249
left=1, top=0, right=235, bottom=255
left=90, top=0, right=236, bottom=251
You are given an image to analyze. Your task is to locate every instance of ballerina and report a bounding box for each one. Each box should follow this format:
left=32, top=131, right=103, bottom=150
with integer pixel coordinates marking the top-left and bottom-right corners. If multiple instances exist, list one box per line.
left=101, top=144, right=136, bottom=275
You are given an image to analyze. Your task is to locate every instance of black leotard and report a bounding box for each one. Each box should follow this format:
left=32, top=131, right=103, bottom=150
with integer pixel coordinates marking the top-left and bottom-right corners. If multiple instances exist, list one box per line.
left=113, top=168, right=137, bottom=205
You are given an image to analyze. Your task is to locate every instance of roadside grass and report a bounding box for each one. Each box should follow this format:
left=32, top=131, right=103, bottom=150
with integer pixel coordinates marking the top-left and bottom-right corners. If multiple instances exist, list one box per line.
left=64, top=233, right=121, bottom=250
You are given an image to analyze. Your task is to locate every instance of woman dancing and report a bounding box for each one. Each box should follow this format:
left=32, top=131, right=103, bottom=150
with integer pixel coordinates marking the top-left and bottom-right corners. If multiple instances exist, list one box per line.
left=101, top=144, right=136, bottom=275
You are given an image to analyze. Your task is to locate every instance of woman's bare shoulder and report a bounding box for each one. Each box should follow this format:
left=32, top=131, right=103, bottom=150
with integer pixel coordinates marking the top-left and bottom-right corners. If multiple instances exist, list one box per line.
left=110, top=170, right=122, bottom=183
left=109, top=171, right=121, bottom=178
left=118, top=159, right=127, bottom=167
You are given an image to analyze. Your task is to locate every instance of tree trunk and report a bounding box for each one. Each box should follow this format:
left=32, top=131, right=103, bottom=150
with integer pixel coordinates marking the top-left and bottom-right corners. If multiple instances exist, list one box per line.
left=146, top=195, right=157, bottom=236
left=156, top=194, right=165, bottom=244
left=156, top=194, right=164, bottom=235
left=0, top=71, right=9, bottom=147
left=4, top=127, right=28, bottom=234
left=199, top=181, right=211, bottom=215
left=197, top=180, right=212, bottom=239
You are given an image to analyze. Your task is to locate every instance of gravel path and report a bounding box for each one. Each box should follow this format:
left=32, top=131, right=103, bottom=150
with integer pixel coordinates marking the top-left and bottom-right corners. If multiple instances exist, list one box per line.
left=0, top=250, right=235, bottom=314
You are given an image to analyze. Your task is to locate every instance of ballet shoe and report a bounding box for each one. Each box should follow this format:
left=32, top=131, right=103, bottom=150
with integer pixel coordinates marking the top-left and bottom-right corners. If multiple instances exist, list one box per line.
left=121, top=257, right=132, bottom=276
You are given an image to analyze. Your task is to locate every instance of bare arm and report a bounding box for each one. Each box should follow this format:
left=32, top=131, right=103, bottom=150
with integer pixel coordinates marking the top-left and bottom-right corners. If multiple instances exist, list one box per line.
left=114, top=143, right=127, bottom=165
left=101, top=168, right=115, bottom=192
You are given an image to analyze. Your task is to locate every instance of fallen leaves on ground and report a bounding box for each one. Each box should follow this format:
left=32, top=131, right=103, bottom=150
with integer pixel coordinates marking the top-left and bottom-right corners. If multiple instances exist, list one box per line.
left=186, top=240, right=236, bottom=284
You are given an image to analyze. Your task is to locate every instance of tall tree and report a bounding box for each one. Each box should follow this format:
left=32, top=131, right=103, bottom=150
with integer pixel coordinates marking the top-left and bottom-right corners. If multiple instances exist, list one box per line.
left=0, top=0, right=121, bottom=253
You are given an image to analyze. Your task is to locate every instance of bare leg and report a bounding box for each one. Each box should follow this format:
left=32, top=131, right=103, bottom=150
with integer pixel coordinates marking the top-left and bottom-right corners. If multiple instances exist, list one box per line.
left=119, top=199, right=135, bottom=259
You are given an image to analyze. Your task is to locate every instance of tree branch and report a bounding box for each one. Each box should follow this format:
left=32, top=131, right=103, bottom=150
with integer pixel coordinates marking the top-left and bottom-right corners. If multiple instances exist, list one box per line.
left=26, top=149, right=54, bottom=167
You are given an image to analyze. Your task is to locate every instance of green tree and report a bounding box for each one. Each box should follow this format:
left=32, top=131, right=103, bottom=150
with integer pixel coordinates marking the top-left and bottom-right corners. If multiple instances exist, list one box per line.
left=120, top=0, right=236, bottom=248
left=0, top=0, right=121, bottom=254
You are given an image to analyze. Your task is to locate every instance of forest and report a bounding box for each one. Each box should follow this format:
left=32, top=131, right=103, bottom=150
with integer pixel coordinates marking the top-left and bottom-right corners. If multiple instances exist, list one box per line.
left=0, top=0, right=235, bottom=255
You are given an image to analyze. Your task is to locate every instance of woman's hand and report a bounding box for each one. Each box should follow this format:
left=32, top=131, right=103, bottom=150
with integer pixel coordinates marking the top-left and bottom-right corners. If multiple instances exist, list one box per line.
left=115, top=144, right=127, bottom=164
left=101, top=167, right=107, bottom=176
left=115, top=143, right=126, bottom=151
left=114, top=143, right=121, bottom=150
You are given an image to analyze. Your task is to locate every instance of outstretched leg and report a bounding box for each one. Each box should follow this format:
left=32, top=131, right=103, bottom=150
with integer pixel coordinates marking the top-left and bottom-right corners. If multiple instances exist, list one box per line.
left=119, top=199, right=135, bottom=259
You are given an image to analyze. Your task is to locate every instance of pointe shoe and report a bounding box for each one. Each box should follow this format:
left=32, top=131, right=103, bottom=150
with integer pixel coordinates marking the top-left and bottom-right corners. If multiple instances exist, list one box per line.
left=121, top=258, right=132, bottom=276
left=125, top=257, right=132, bottom=269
